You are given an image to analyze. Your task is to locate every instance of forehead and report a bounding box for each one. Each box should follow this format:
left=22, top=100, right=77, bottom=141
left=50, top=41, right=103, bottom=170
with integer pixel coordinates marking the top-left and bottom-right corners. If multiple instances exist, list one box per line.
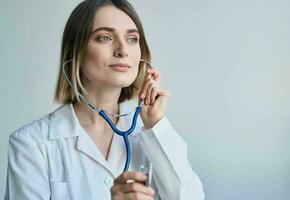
left=92, top=5, right=138, bottom=32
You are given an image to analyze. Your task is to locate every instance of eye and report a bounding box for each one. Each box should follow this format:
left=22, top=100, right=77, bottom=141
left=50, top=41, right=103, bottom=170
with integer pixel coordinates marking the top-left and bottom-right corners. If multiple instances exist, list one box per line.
left=96, top=35, right=112, bottom=42
left=128, top=36, right=139, bottom=43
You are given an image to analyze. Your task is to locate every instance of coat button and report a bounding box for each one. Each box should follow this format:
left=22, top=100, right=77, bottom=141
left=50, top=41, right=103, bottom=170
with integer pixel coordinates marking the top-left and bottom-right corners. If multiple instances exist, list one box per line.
left=104, top=177, right=114, bottom=187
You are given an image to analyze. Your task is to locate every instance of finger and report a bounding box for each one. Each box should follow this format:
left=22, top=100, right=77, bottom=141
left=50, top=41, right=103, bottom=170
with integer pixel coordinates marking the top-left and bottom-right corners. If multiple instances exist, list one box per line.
left=150, top=87, right=159, bottom=105
left=145, top=82, right=154, bottom=105
left=155, top=89, right=170, bottom=105
left=146, top=67, right=159, bottom=74
left=111, top=182, right=154, bottom=196
left=140, top=79, right=155, bottom=100
left=114, top=171, right=147, bottom=184
left=139, top=68, right=160, bottom=98
left=139, top=70, right=161, bottom=100
left=149, top=87, right=169, bottom=105
left=139, top=75, right=151, bottom=99
left=112, top=192, right=153, bottom=200
left=122, top=192, right=154, bottom=200
left=146, top=68, right=160, bottom=81
left=150, top=87, right=165, bottom=105
left=153, top=88, right=169, bottom=97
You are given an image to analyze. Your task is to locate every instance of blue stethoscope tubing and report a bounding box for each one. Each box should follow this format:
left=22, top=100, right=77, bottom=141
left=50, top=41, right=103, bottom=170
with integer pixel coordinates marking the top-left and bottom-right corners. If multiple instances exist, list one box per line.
left=98, top=107, right=141, bottom=171
left=62, top=59, right=152, bottom=172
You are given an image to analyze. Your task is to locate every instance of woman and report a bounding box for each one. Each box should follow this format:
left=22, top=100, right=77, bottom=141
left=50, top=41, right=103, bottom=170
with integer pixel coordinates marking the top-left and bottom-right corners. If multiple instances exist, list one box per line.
left=5, top=0, right=204, bottom=199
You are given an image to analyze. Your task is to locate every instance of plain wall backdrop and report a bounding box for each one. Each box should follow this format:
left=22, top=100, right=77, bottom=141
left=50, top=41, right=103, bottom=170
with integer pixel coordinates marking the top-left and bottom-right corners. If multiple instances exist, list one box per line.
left=1, top=0, right=289, bottom=199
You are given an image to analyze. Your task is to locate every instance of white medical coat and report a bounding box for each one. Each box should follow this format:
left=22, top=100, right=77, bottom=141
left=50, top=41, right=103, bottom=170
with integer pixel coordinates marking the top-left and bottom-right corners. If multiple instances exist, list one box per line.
left=5, top=98, right=204, bottom=200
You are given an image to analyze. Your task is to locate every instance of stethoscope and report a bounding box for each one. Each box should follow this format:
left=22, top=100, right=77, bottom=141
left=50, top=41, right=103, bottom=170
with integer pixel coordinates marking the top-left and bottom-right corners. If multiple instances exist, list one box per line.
left=62, top=59, right=152, bottom=172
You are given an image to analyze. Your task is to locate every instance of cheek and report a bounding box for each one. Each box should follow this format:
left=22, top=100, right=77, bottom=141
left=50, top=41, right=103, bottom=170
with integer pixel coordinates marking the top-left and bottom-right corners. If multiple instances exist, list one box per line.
left=81, top=49, right=103, bottom=81
left=131, top=49, right=142, bottom=81
left=131, top=47, right=142, bottom=70
left=128, top=64, right=140, bottom=85
left=85, top=44, right=109, bottom=64
left=134, top=46, right=142, bottom=60
left=132, top=66, right=139, bottom=79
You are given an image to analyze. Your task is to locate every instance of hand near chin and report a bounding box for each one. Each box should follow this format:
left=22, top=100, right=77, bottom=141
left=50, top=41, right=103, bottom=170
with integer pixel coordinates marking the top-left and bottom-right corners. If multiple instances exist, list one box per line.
left=138, top=67, right=170, bottom=129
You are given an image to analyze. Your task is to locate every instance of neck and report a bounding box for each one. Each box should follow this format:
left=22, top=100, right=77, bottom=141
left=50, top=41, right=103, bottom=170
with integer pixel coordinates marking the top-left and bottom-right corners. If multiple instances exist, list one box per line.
left=73, top=83, right=122, bottom=128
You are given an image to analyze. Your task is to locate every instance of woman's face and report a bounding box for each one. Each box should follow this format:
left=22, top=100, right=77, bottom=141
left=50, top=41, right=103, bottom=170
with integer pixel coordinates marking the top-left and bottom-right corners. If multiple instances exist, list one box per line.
left=81, top=5, right=141, bottom=89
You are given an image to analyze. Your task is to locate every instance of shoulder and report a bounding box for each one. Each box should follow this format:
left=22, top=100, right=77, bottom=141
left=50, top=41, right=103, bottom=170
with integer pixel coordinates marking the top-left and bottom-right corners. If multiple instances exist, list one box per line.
left=10, top=114, right=49, bottom=142
left=9, top=105, right=64, bottom=143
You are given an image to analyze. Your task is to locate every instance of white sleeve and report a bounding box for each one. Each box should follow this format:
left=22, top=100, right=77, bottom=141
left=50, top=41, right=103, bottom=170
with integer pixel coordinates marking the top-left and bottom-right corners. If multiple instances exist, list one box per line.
left=5, top=130, right=50, bottom=200
left=137, top=117, right=205, bottom=200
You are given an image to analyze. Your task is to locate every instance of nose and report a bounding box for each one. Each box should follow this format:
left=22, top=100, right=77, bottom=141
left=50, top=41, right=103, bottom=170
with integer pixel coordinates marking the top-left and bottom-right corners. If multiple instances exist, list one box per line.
left=113, top=39, right=128, bottom=58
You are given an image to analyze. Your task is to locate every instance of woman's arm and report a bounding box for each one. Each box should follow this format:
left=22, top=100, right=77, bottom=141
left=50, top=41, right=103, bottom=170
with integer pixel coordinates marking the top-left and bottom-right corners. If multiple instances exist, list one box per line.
left=137, top=117, right=205, bottom=200
left=5, top=130, right=50, bottom=200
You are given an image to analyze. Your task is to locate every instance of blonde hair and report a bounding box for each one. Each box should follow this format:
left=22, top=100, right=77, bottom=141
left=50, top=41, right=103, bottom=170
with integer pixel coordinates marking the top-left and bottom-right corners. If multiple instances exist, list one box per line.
left=54, top=0, right=151, bottom=104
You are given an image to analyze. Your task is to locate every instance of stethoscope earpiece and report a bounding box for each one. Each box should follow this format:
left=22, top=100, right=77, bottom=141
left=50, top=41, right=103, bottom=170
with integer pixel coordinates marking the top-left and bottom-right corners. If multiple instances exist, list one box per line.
left=140, top=58, right=152, bottom=69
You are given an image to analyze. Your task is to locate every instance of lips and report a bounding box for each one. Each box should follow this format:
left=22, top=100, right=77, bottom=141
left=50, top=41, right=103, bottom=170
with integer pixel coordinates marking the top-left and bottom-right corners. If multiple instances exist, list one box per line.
left=109, top=63, right=130, bottom=68
left=109, top=63, right=130, bottom=72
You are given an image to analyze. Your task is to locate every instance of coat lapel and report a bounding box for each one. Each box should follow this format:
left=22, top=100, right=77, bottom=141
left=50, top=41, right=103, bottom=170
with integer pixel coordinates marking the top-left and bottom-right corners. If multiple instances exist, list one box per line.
left=75, top=128, right=114, bottom=174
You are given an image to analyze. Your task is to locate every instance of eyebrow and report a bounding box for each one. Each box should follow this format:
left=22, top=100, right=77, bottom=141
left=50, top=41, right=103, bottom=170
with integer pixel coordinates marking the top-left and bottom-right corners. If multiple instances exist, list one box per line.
left=91, top=27, right=139, bottom=35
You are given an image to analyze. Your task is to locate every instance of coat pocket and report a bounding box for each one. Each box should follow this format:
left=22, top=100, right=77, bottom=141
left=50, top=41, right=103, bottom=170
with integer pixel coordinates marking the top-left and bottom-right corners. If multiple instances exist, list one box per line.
left=50, top=180, right=70, bottom=200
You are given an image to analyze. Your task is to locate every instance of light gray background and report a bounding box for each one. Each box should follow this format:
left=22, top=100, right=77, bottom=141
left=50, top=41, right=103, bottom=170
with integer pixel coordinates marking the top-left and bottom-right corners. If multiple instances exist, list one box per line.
left=1, top=0, right=289, bottom=199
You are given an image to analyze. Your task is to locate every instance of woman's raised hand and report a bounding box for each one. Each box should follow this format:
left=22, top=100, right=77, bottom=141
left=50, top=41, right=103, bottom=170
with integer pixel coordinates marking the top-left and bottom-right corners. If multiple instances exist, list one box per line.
left=139, top=67, right=170, bottom=129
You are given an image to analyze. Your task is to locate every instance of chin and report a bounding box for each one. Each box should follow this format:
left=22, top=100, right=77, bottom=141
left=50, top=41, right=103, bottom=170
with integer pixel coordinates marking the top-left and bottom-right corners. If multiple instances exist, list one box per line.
left=111, top=75, right=136, bottom=87
left=105, top=79, right=134, bottom=88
